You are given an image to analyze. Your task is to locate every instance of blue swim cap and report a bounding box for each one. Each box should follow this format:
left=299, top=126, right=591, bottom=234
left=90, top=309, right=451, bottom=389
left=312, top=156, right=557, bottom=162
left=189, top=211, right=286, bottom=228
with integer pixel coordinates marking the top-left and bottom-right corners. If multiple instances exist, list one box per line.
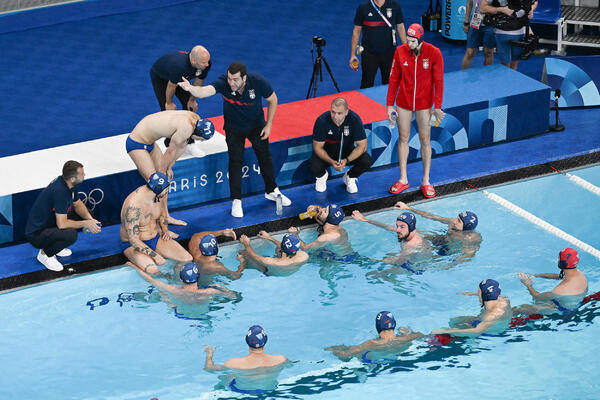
left=180, top=262, right=199, bottom=284
left=245, top=325, right=268, bottom=348
left=281, top=233, right=301, bottom=255
left=199, top=234, right=218, bottom=256
left=376, top=311, right=397, bottom=333
left=479, top=279, right=501, bottom=302
left=326, top=204, right=345, bottom=225
left=459, top=211, right=478, bottom=231
left=194, top=118, right=215, bottom=140
left=147, top=172, right=170, bottom=195
left=397, top=212, right=416, bottom=233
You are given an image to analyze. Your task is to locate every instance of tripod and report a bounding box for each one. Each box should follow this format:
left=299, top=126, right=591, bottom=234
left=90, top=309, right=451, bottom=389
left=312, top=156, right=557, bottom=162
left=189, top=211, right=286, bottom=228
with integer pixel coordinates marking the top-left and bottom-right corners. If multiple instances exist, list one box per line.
left=306, top=45, right=340, bottom=99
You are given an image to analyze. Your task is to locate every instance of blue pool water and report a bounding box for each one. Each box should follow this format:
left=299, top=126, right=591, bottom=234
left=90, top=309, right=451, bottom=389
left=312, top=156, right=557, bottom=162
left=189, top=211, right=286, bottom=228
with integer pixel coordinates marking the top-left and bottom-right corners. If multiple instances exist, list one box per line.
left=1, top=166, right=599, bottom=399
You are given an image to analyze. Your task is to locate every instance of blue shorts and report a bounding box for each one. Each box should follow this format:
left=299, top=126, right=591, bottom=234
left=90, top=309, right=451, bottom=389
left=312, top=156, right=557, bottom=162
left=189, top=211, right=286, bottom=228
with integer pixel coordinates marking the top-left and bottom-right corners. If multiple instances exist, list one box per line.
left=551, top=299, right=578, bottom=315
left=126, top=136, right=154, bottom=153
left=229, top=379, right=272, bottom=395
left=466, top=25, right=496, bottom=49
left=120, top=234, right=160, bottom=252
left=495, top=33, right=524, bottom=64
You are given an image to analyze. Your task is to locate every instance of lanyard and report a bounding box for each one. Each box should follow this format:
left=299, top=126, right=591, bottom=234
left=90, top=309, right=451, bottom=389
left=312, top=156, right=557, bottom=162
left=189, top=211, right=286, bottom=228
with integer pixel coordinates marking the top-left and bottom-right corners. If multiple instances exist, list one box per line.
left=369, top=0, right=396, bottom=45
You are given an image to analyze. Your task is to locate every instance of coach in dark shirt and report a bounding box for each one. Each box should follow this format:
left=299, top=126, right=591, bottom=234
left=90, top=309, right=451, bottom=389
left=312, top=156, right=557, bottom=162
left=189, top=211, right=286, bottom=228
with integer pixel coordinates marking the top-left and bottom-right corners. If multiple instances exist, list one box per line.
left=150, top=45, right=211, bottom=112
left=25, top=161, right=101, bottom=272
left=350, top=0, right=406, bottom=88
left=310, top=98, right=373, bottom=194
left=177, top=61, right=291, bottom=218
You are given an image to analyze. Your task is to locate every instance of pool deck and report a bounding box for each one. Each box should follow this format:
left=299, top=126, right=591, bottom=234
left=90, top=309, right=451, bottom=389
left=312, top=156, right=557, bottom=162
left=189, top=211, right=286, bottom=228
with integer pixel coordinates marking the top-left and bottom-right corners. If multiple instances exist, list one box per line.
left=1, top=106, right=599, bottom=289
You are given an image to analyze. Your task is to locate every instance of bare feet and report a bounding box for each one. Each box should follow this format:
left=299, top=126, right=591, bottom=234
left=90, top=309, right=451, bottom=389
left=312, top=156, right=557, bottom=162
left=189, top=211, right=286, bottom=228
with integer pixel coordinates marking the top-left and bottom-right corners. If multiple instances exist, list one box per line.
left=167, top=216, right=187, bottom=226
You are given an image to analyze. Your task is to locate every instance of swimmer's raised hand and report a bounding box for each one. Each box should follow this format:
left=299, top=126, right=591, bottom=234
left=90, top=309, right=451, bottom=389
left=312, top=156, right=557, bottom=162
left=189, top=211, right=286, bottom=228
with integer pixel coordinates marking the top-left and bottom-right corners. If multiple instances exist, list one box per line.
left=239, top=235, right=250, bottom=247
left=351, top=210, right=367, bottom=221
left=178, top=77, right=193, bottom=92
left=204, top=345, right=216, bottom=355
left=223, top=228, right=237, bottom=240
left=394, top=201, right=409, bottom=210
left=258, top=230, right=271, bottom=239
left=518, top=272, right=534, bottom=287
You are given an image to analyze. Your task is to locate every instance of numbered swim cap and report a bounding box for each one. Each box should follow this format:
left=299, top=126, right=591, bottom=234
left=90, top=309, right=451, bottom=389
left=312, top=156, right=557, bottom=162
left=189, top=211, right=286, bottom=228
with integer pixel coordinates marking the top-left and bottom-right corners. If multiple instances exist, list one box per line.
left=245, top=325, right=268, bottom=348
left=147, top=172, right=170, bottom=195
left=180, top=262, right=199, bottom=284
left=326, top=204, right=345, bottom=225
left=376, top=311, right=397, bottom=333
left=559, top=248, right=579, bottom=269
left=479, top=279, right=501, bottom=302
left=281, top=233, right=301, bottom=255
left=194, top=118, right=215, bottom=140
left=458, top=211, right=478, bottom=231
left=397, top=212, right=416, bottom=233
left=407, top=23, right=425, bottom=44
left=199, top=234, right=218, bottom=256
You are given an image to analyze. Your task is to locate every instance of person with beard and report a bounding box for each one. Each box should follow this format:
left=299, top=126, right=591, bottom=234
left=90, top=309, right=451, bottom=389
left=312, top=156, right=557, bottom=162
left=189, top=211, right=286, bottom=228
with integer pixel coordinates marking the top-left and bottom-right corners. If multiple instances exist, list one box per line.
left=287, top=204, right=350, bottom=252
left=386, top=23, right=444, bottom=199
left=352, top=210, right=422, bottom=247
left=25, top=160, right=102, bottom=271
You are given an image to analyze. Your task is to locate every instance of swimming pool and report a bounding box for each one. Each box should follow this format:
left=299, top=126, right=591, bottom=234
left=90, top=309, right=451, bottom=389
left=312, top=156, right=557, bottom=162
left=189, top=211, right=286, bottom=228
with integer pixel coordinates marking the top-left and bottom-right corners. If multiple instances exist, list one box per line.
left=1, top=165, right=599, bottom=399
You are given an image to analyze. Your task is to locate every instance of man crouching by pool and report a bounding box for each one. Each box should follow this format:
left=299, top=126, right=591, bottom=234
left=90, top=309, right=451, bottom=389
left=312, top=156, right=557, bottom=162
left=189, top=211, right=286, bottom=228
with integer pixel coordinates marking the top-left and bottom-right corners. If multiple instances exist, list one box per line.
left=432, top=279, right=512, bottom=336
left=326, top=311, right=424, bottom=364
left=120, top=172, right=192, bottom=274
left=204, top=325, right=289, bottom=395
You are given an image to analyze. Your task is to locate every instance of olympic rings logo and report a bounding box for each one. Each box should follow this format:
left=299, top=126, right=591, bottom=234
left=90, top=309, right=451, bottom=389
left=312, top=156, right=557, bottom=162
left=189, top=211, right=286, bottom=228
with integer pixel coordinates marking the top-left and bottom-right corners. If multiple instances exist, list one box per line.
left=78, top=188, right=104, bottom=211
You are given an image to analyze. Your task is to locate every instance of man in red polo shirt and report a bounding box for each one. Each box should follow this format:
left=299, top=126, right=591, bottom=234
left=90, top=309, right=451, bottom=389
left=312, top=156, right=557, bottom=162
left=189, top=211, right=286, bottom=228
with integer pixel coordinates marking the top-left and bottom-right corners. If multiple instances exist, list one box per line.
left=386, top=23, right=444, bottom=198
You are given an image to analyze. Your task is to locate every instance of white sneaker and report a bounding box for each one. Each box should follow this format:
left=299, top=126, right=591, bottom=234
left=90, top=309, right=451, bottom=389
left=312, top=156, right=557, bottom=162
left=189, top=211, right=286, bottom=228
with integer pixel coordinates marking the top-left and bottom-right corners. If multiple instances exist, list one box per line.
left=37, top=250, right=64, bottom=272
left=184, top=142, right=206, bottom=158
left=56, top=248, right=72, bottom=257
left=343, top=172, right=358, bottom=194
left=231, top=199, right=244, bottom=218
left=315, top=171, right=328, bottom=192
left=265, top=188, right=291, bottom=206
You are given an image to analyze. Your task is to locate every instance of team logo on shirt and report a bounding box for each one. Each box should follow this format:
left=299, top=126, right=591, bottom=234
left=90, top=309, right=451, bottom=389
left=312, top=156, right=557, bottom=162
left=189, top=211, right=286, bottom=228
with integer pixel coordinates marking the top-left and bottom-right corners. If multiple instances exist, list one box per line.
left=343, top=126, right=350, bottom=136
left=423, top=59, right=429, bottom=69
left=327, top=130, right=333, bottom=135
left=386, top=8, right=392, bottom=18
left=403, top=61, right=408, bottom=67
left=368, top=12, right=373, bottom=16
left=195, top=69, right=202, bottom=76
left=249, top=89, right=256, bottom=99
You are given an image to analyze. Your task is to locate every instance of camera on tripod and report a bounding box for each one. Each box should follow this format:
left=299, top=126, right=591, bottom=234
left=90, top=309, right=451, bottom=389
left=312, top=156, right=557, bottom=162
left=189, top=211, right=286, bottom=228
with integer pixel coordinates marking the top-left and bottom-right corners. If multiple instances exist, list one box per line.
left=312, top=36, right=326, bottom=47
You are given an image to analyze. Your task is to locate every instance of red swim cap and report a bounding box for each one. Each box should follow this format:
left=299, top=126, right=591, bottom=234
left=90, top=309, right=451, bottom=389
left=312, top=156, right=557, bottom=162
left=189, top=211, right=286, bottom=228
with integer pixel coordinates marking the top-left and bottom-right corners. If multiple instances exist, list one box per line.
left=407, top=23, right=425, bottom=43
left=559, top=248, right=579, bottom=269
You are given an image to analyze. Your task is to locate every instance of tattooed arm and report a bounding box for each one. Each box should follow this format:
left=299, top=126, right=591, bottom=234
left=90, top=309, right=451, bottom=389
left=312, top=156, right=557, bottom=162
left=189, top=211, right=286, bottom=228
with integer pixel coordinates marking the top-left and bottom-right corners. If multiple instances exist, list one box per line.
left=123, top=205, right=166, bottom=264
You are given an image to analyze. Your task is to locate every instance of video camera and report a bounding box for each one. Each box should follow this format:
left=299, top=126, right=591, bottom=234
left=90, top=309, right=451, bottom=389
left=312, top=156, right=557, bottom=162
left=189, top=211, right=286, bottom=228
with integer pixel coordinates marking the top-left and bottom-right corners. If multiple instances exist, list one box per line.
left=485, top=0, right=536, bottom=31
left=312, top=36, right=326, bottom=47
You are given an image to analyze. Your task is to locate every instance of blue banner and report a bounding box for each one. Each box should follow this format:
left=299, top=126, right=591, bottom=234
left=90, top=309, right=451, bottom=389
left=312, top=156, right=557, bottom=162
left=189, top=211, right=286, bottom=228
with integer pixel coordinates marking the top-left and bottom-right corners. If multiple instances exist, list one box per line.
left=542, top=56, right=600, bottom=108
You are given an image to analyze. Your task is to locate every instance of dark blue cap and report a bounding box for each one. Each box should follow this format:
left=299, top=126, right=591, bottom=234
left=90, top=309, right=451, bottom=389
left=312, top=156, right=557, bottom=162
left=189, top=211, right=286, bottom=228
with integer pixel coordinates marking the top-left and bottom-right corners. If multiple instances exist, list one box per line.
left=245, top=325, right=268, bottom=348
left=326, top=205, right=345, bottom=225
left=397, top=212, right=416, bottom=233
left=281, top=233, right=301, bottom=255
left=194, top=119, right=215, bottom=140
left=376, top=311, right=397, bottom=333
left=199, top=234, right=218, bottom=256
left=147, top=172, right=170, bottom=195
left=479, top=279, right=501, bottom=301
left=459, top=211, right=478, bottom=231
left=180, top=262, right=199, bottom=284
